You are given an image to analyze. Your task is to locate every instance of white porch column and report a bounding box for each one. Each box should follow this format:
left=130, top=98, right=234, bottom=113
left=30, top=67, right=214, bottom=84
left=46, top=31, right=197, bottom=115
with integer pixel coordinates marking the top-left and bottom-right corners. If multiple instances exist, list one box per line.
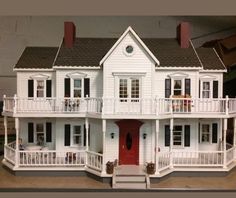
left=4, top=116, right=8, bottom=159
left=102, top=119, right=106, bottom=174
left=233, top=118, right=236, bottom=160
left=170, top=118, right=174, bottom=168
left=223, top=118, right=227, bottom=169
left=85, top=118, right=89, bottom=166
left=155, top=119, right=160, bottom=175
left=15, top=118, right=19, bottom=168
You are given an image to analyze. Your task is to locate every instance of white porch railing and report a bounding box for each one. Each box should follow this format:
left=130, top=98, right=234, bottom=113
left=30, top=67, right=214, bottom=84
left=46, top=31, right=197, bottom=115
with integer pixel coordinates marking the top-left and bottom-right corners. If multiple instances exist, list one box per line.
left=102, top=98, right=156, bottom=115
left=158, top=151, right=171, bottom=171
left=18, top=150, right=86, bottom=167
left=172, top=151, right=224, bottom=166
left=159, top=98, right=227, bottom=114
left=3, top=96, right=236, bottom=116
left=4, top=145, right=16, bottom=165
left=4, top=143, right=103, bottom=171
left=86, top=151, right=103, bottom=171
left=226, top=147, right=236, bottom=165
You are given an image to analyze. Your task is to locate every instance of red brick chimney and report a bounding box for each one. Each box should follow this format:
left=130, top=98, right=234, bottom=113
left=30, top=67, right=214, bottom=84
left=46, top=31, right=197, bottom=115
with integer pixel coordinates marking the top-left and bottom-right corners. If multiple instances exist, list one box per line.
left=177, top=22, right=190, bottom=48
left=64, top=22, right=76, bottom=48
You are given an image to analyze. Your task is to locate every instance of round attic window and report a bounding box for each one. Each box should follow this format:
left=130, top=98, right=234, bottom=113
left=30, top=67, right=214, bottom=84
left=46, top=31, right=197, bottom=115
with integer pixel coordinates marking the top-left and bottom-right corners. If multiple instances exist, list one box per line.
left=126, top=45, right=134, bottom=54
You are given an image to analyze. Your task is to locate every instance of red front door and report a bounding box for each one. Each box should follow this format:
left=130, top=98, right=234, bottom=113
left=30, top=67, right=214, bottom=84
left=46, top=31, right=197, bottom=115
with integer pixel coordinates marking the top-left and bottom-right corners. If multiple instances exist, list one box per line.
left=116, top=120, right=143, bottom=165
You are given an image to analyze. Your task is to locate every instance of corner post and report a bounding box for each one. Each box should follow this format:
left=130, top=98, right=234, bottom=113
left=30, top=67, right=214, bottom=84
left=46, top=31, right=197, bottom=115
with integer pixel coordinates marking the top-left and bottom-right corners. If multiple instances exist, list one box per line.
left=3, top=95, right=6, bottom=112
left=13, top=94, right=17, bottom=114
left=226, top=95, right=229, bottom=115
left=223, top=118, right=227, bottom=168
left=85, top=118, right=89, bottom=165
left=4, top=116, right=8, bottom=159
left=170, top=118, right=174, bottom=168
left=102, top=119, right=106, bottom=174
left=15, top=118, right=19, bottom=168
left=155, top=119, right=160, bottom=175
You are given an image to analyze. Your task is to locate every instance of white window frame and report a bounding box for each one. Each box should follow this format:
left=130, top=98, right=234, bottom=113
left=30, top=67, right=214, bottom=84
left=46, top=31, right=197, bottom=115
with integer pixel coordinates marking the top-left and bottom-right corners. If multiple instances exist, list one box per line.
left=172, top=79, right=184, bottom=96
left=35, top=80, right=46, bottom=98
left=66, top=72, right=87, bottom=99
left=30, top=74, right=50, bottom=99
left=71, top=78, right=83, bottom=98
left=71, top=125, right=84, bottom=147
left=199, top=122, right=212, bottom=144
left=168, top=72, right=188, bottom=97
left=173, top=125, right=184, bottom=148
left=118, top=77, right=141, bottom=102
left=200, top=80, right=213, bottom=99
left=35, top=123, right=45, bottom=145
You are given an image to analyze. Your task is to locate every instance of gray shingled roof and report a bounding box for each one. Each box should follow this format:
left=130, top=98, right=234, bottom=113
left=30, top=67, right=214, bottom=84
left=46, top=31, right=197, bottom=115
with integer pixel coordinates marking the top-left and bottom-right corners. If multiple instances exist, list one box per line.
left=142, top=38, right=201, bottom=67
left=54, top=38, right=202, bottom=67
left=196, top=48, right=226, bottom=70
left=55, top=38, right=117, bottom=66
left=14, top=38, right=225, bottom=70
left=15, top=47, right=58, bottom=69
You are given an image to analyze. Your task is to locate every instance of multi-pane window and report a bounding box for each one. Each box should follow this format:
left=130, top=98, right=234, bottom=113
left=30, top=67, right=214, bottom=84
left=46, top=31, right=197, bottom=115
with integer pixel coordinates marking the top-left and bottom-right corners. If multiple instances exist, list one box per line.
left=173, top=125, right=182, bottom=146
left=202, top=124, right=210, bottom=142
left=74, top=79, right=82, bottom=98
left=119, top=78, right=140, bottom=102
left=73, top=125, right=82, bottom=146
left=36, top=80, right=44, bottom=97
left=119, top=79, right=128, bottom=101
left=202, top=81, right=210, bottom=98
left=173, top=80, right=182, bottom=96
left=131, top=79, right=139, bottom=100
left=36, top=123, right=44, bottom=145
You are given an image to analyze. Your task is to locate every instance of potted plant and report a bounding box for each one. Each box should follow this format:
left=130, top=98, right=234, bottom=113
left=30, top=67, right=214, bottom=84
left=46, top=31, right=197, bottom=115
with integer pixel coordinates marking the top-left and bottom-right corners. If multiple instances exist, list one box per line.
left=106, top=161, right=114, bottom=174
left=146, top=162, right=155, bottom=175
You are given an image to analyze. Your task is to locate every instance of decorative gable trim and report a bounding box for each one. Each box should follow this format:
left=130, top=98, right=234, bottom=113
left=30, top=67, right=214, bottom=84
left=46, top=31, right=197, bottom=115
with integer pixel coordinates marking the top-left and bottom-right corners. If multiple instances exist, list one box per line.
left=30, top=74, right=50, bottom=80
left=99, top=26, right=160, bottom=66
left=66, top=71, right=87, bottom=79
left=168, top=72, right=189, bottom=79
left=199, top=74, right=216, bottom=80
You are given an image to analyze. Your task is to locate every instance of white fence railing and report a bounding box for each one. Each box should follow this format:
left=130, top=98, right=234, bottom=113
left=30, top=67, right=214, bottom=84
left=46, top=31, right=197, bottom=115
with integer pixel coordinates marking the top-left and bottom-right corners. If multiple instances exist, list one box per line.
left=4, top=145, right=16, bottom=165
left=4, top=96, right=236, bottom=116
left=86, top=150, right=103, bottom=171
left=159, top=98, right=227, bottom=114
left=18, top=150, right=86, bottom=167
left=172, top=151, right=224, bottom=166
left=158, top=152, right=171, bottom=171
left=226, top=147, right=236, bottom=165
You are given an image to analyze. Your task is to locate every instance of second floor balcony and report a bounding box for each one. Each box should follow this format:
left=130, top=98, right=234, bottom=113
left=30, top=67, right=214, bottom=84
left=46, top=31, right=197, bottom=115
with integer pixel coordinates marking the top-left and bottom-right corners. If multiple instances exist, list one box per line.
left=3, top=95, right=236, bottom=118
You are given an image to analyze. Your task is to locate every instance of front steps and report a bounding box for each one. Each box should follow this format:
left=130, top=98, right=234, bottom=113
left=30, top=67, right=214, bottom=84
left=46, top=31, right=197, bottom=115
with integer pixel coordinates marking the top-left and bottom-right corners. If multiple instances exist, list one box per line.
left=112, top=165, right=150, bottom=189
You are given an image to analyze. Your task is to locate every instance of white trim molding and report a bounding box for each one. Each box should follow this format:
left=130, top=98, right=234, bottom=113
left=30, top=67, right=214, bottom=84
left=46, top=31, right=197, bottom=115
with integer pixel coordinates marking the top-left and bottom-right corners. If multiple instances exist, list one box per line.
left=66, top=71, right=87, bottom=79
left=112, top=72, right=146, bottom=77
left=99, top=26, right=160, bottom=65
left=30, top=74, right=50, bottom=80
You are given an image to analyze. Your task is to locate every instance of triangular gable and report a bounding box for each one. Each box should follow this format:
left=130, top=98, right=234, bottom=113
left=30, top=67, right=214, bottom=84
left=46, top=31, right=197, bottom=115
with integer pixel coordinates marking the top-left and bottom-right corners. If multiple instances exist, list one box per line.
left=99, top=26, right=160, bottom=65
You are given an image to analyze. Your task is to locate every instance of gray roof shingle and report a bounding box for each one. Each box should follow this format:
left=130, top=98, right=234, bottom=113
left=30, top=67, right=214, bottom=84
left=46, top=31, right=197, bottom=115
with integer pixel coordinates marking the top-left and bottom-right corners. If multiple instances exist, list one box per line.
left=15, top=47, right=58, bottom=69
left=15, top=38, right=225, bottom=70
left=196, top=48, right=226, bottom=70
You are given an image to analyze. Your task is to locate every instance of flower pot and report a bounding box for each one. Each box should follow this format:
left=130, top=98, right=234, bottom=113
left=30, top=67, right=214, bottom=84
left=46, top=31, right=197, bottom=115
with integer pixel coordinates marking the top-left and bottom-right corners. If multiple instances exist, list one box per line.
left=106, top=161, right=114, bottom=174
left=146, top=162, right=155, bottom=175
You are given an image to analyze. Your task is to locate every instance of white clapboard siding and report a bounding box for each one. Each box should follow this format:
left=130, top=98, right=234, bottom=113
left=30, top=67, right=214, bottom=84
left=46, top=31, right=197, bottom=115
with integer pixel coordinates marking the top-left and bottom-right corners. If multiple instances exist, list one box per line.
left=56, top=69, right=103, bottom=99
left=89, top=119, right=103, bottom=153
left=103, top=32, right=155, bottom=98
left=17, top=71, right=54, bottom=98
left=19, top=118, right=56, bottom=150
